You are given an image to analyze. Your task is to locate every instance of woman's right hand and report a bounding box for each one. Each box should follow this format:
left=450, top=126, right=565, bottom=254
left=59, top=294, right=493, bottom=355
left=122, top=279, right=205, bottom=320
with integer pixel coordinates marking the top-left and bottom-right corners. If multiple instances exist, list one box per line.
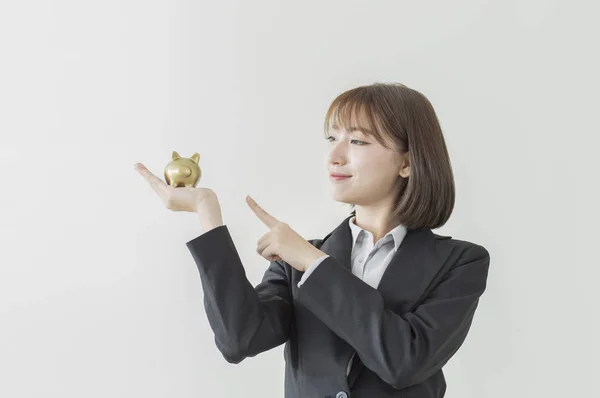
left=134, top=163, right=223, bottom=229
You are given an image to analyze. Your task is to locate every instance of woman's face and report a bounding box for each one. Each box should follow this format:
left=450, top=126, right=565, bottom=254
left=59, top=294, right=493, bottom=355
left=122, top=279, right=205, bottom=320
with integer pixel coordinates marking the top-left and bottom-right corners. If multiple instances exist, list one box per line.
left=324, top=126, right=410, bottom=207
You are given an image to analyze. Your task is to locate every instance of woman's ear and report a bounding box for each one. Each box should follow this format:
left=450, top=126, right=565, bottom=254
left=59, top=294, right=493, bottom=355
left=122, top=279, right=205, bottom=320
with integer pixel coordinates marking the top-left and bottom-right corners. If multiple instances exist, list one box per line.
left=399, top=152, right=411, bottom=178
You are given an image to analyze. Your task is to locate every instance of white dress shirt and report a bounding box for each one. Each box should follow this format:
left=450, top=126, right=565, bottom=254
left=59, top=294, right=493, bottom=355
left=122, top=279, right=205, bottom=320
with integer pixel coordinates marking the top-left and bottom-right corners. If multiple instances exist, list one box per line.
left=297, top=216, right=408, bottom=376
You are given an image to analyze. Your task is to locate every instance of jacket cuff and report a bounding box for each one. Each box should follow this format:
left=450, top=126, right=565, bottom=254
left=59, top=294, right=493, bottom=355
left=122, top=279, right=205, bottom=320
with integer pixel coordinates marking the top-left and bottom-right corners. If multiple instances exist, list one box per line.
left=296, top=255, right=364, bottom=321
left=297, top=254, right=330, bottom=288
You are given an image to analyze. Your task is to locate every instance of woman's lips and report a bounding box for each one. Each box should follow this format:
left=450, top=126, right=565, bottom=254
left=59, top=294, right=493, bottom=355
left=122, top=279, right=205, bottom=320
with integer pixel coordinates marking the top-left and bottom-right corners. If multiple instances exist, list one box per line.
left=330, top=175, right=351, bottom=181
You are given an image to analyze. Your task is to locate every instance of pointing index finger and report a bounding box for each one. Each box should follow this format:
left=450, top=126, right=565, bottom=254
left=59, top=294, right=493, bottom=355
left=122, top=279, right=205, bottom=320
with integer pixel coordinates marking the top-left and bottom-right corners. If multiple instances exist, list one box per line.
left=247, top=195, right=279, bottom=229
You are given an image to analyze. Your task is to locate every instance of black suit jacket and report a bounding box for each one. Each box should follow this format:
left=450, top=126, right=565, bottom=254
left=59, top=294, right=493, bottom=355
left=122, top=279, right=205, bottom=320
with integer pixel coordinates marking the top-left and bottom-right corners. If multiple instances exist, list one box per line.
left=185, top=215, right=490, bottom=398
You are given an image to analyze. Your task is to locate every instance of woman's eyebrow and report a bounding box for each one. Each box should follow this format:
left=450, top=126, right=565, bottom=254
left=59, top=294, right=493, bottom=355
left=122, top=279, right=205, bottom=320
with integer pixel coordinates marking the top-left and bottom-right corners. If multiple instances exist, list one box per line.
left=348, top=126, right=372, bottom=134
left=331, top=124, right=373, bottom=134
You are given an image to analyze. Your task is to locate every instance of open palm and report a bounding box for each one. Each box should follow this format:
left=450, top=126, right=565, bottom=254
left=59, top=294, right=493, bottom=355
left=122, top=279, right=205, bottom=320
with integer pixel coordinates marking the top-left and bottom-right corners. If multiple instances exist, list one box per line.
left=134, top=163, right=215, bottom=213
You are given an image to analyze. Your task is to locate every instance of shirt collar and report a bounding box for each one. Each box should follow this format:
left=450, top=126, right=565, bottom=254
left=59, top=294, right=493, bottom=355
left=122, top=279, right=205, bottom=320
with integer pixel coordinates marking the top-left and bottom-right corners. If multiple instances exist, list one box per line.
left=348, top=215, right=407, bottom=252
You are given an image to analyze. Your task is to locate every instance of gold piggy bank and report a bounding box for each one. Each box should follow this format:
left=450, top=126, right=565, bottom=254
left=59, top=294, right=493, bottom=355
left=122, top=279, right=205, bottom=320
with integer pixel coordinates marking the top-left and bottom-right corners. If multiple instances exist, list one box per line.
left=164, top=151, right=202, bottom=187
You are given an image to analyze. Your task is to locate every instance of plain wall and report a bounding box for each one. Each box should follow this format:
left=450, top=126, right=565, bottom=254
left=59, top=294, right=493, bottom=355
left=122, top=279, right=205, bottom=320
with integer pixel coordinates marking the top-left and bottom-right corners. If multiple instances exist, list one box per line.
left=1, top=1, right=598, bottom=397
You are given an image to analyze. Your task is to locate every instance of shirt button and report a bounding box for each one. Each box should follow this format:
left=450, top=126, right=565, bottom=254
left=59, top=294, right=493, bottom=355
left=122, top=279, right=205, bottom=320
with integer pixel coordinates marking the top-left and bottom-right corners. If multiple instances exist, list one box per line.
left=336, top=392, right=348, bottom=398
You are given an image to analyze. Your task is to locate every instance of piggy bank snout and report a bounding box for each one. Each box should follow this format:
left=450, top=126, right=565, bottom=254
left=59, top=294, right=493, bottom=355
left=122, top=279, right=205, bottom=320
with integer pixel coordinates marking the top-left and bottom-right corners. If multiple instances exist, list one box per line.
left=176, top=166, right=192, bottom=177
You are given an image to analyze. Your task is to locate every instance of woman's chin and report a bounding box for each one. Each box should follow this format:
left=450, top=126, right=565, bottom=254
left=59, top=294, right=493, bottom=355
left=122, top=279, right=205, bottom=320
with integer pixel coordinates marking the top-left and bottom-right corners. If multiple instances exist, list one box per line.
left=329, top=191, right=355, bottom=203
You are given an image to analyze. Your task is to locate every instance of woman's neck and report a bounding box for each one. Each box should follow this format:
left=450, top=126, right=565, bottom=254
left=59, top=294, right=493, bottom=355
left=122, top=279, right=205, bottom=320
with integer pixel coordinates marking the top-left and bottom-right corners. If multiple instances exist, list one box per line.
left=353, top=206, right=401, bottom=243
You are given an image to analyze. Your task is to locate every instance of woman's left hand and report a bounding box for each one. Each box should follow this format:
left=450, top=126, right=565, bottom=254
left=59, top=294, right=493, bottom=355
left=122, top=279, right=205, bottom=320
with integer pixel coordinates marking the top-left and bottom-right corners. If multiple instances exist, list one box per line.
left=246, top=195, right=326, bottom=272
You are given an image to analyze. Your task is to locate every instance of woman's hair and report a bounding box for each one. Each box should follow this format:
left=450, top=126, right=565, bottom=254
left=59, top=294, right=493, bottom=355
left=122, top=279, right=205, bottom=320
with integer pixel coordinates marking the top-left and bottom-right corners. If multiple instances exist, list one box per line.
left=323, top=82, right=455, bottom=230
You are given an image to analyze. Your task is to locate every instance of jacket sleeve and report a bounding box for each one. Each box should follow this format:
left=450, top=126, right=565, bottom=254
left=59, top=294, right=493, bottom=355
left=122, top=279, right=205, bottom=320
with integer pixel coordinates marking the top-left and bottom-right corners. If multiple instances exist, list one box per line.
left=297, top=254, right=330, bottom=287
left=185, top=225, right=293, bottom=364
left=295, top=244, right=490, bottom=389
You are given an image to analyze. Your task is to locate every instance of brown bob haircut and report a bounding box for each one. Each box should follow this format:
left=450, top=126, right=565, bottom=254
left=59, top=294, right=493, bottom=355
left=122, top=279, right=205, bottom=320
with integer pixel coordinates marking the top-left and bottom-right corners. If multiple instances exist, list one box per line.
left=323, top=82, right=455, bottom=230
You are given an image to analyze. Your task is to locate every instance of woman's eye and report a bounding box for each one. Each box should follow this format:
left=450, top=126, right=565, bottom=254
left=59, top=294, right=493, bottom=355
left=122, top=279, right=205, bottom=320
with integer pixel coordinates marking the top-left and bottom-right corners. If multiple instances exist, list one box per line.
left=325, top=136, right=367, bottom=145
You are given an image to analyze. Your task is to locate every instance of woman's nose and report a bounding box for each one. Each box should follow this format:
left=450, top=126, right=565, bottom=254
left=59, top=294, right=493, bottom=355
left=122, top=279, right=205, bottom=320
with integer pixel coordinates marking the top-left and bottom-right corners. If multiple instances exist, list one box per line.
left=328, top=144, right=347, bottom=164
left=328, top=155, right=347, bottom=168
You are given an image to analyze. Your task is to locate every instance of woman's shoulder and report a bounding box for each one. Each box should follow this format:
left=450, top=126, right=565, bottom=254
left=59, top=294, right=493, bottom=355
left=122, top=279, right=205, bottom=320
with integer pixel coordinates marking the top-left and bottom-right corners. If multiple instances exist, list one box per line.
left=432, top=230, right=490, bottom=260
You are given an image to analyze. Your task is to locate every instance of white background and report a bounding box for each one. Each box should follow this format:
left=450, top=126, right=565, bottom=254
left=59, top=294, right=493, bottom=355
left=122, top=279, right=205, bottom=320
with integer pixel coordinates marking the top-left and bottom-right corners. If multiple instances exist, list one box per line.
left=1, top=1, right=598, bottom=397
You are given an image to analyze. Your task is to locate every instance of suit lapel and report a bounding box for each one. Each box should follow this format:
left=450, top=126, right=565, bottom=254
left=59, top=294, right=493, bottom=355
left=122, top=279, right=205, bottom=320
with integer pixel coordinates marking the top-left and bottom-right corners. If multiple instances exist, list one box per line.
left=318, top=215, right=449, bottom=312
left=317, top=216, right=353, bottom=272
left=376, top=227, right=447, bottom=312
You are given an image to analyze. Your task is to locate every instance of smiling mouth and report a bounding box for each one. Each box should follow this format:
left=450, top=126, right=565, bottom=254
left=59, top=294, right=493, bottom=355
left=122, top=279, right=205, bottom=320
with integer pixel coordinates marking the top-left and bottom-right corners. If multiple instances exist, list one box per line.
left=330, top=175, right=351, bottom=181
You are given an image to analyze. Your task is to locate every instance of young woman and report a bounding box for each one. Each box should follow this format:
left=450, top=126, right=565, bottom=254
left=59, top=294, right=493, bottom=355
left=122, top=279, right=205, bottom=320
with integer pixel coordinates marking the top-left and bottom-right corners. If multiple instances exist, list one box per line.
left=135, top=82, right=491, bottom=398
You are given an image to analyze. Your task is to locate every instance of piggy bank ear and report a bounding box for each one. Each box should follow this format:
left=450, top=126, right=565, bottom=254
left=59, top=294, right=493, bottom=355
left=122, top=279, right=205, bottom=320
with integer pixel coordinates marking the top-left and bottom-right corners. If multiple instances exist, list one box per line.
left=191, top=153, right=200, bottom=163
left=172, top=151, right=181, bottom=160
